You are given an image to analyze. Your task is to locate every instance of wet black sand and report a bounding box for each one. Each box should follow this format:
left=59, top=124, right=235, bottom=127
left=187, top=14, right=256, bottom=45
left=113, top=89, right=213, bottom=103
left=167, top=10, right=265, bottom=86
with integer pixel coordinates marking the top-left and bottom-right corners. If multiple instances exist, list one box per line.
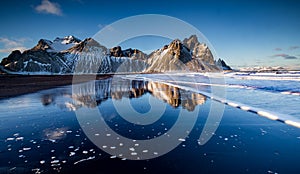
left=0, top=75, right=110, bottom=99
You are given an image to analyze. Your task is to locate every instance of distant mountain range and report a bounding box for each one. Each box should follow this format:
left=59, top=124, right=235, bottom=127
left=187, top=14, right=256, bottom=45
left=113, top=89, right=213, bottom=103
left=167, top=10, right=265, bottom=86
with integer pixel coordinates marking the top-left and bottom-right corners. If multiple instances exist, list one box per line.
left=0, top=35, right=231, bottom=74
left=238, top=66, right=288, bottom=72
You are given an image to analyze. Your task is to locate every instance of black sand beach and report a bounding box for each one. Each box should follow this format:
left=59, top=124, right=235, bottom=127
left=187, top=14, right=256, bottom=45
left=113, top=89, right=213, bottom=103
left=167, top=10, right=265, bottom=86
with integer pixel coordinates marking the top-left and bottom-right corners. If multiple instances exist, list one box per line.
left=0, top=75, right=111, bottom=99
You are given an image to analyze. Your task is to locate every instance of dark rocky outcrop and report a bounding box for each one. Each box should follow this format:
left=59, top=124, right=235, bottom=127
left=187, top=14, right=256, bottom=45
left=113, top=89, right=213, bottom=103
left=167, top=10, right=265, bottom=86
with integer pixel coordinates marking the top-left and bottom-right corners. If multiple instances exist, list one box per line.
left=216, top=58, right=232, bottom=70
left=2, top=49, right=71, bottom=73
left=0, top=50, right=22, bottom=67
left=110, top=46, right=147, bottom=60
left=31, top=39, right=52, bottom=51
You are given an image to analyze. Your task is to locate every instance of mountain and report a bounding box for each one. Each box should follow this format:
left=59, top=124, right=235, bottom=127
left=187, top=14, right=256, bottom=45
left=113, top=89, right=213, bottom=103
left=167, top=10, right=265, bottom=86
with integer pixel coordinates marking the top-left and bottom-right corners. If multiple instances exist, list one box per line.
left=109, top=46, right=147, bottom=60
left=0, top=36, right=147, bottom=74
left=146, top=39, right=192, bottom=72
left=64, top=38, right=147, bottom=73
left=239, top=66, right=287, bottom=72
left=32, top=36, right=81, bottom=52
left=0, top=46, right=72, bottom=74
left=146, top=36, right=220, bottom=72
left=0, top=35, right=231, bottom=74
left=182, top=35, right=215, bottom=64
left=216, top=58, right=232, bottom=70
left=0, top=36, right=82, bottom=74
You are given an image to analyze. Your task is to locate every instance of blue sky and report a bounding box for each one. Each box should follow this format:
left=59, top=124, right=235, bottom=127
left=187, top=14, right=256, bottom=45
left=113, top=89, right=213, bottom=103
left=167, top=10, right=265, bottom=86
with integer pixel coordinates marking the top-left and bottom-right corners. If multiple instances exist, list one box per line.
left=0, top=0, right=300, bottom=69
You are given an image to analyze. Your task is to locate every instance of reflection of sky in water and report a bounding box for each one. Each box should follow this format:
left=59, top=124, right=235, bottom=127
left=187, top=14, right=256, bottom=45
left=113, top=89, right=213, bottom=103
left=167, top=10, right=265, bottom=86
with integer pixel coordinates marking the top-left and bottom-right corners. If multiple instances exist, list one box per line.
left=0, top=78, right=208, bottom=172
left=0, top=76, right=299, bottom=173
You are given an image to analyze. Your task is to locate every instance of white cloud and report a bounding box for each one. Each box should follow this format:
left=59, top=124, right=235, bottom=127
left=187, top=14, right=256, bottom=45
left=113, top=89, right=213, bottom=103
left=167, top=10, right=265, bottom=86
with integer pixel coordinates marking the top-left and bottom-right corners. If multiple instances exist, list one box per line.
left=0, top=38, right=29, bottom=53
left=0, top=47, right=27, bottom=53
left=35, top=0, right=63, bottom=16
left=0, top=38, right=20, bottom=47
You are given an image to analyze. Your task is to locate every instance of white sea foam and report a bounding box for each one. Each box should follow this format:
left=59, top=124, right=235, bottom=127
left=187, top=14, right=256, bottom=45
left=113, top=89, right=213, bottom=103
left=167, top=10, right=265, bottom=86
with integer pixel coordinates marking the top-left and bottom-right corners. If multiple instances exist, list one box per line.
left=74, top=156, right=95, bottom=165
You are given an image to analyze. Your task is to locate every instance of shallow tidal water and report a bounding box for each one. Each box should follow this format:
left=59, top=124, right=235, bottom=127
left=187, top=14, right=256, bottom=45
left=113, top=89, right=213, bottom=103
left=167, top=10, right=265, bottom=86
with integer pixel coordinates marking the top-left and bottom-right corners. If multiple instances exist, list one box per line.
left=0, top=76, right=299, bottom=173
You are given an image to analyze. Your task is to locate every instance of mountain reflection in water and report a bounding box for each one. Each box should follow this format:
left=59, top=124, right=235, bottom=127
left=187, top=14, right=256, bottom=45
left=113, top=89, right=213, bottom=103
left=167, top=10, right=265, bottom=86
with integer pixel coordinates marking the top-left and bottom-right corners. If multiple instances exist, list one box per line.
left=2, top=76, right=299, bottom=173
left=43, top=77, right=206, bottom=111
left=72, top=77, right=206, bottom=111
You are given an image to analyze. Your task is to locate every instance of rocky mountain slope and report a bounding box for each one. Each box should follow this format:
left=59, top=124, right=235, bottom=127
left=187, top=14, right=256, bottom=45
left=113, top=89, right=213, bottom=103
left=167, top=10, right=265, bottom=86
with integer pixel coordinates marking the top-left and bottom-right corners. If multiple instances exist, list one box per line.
left=183, top=35, right=215, bottom=64
left=147, top=36, right=220, bottom=72
left=0, top=35, right=231, bottom=74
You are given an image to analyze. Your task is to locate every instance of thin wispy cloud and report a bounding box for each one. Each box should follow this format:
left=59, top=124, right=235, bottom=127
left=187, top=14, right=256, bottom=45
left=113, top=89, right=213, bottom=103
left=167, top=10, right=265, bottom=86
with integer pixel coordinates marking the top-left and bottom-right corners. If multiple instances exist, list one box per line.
left=274, top=48, right=282, bottom=51
left=272, top=53, right=298, bottom=59
left=35, top=0, right=63, bottom=16
left=0, top=38, right=29, bottom=53
left=289, top=46, right=300, bottom=50
left=284, top=55, right=298, bottom=59
left=0, top=47, right=27, bottom=53
left=273, top=46, right=300, bottom=51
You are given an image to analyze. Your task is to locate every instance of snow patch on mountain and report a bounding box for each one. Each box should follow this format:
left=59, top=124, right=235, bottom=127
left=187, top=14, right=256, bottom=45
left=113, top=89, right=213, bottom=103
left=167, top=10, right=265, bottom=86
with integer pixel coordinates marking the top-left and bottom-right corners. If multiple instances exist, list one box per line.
left=48, top=36, right=81, bottom=52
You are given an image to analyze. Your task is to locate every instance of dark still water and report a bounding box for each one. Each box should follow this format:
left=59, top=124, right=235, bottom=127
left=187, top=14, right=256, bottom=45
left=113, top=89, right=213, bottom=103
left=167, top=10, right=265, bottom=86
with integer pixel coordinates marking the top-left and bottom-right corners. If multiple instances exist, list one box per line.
left=0, top=76, right=299, bottom=173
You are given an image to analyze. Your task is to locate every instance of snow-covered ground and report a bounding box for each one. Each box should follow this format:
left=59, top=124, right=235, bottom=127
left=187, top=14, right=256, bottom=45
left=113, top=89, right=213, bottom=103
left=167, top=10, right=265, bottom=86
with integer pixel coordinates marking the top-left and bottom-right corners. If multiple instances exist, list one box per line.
left=123, top=72, right=300, bottom=128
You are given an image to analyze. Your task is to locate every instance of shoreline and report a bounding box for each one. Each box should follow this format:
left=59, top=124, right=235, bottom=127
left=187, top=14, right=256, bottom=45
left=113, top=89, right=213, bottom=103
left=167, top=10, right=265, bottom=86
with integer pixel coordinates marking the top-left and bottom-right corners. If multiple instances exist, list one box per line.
left=0, top=72, right=211, bottom=99
left=0, top=74, right=111, bottom=99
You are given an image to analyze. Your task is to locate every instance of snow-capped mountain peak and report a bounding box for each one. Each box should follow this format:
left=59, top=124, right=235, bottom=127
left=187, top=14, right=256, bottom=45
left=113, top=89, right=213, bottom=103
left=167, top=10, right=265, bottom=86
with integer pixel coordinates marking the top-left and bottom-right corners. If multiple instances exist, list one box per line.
left=53, top=35, right=81, bottom=45
left=45, top=36, right=81, bottom=53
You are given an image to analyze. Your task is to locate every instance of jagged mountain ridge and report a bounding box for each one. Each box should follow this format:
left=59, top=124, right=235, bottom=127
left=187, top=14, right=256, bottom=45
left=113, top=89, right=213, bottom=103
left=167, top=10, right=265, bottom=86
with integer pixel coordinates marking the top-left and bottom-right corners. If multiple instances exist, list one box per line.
left=183, top=35, right=215, bottom=64
left=0, top=35, right=231, bottom=74
left=146, top=36, right=220, bottom=72
left=32, top=36, right=81, bottom=52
